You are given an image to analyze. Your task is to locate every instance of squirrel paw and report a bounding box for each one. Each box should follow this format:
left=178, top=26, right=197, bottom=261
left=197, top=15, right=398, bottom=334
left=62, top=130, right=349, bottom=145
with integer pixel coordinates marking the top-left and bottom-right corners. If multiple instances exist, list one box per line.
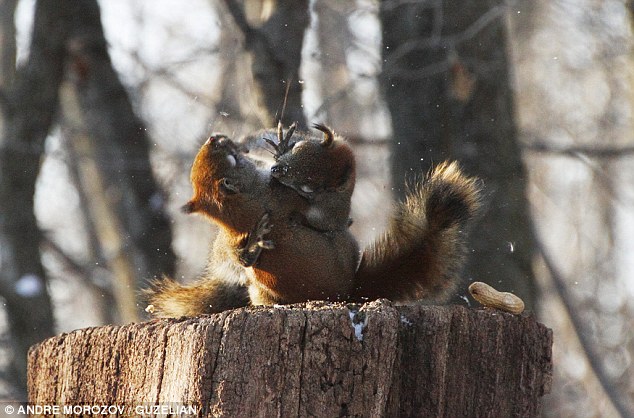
left=254, top=214, right=274, bottom=249
left=238, top=213, right=275, bottom=267
left=257, top=239, right=275, bottom=250
left=264, top=121, right=297, bottom=158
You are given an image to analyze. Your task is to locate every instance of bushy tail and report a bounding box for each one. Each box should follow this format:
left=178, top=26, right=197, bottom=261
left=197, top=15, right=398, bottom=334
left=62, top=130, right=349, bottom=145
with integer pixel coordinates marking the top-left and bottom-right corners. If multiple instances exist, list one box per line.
left=351, top=161, right=481, bottom=303
left=143, top=277, right=249, bottom=318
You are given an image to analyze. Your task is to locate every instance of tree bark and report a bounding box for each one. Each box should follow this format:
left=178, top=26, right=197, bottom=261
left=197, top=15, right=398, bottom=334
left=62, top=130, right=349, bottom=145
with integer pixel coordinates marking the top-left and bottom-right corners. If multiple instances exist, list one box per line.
left=380, top=1, right=537, bottom=308
left=28, top=301, right=552, bottom=417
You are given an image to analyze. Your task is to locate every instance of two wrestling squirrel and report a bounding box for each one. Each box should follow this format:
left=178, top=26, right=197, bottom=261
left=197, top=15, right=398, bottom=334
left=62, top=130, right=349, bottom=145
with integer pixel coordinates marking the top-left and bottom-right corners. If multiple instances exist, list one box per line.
left=145, top=123, right=481, bottom=317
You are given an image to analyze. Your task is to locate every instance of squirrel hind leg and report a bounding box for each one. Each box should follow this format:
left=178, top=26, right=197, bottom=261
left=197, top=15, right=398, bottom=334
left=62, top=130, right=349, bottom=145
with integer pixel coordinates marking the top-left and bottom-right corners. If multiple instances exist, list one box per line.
left=142, top=277, right=249, bottom=318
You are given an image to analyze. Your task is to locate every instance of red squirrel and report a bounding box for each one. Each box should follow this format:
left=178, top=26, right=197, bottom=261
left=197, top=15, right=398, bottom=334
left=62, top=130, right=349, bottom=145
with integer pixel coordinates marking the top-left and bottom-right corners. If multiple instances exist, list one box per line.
left=145, top=134, right=359, bottom=316
left=265, top=123, right=481, bottom=302
left=269, top=123, right=354, bottom=232
left=145, top=126, right=481, bottom=317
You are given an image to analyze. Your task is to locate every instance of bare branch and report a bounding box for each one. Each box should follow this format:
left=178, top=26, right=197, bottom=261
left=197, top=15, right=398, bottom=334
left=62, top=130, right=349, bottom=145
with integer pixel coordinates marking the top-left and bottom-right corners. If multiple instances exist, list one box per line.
left=383, top=4, right=507, bottom=78
left=523, top=141, right=634, bottom=158
left=41, top=235, right=113, bottom=296
left=124, top=49, right=217, bottom=107
left=222, top=0, right=257, bottom=41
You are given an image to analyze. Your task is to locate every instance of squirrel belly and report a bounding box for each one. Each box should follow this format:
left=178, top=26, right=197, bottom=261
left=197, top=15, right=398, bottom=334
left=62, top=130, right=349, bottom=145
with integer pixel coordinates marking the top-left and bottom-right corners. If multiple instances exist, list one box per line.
left=351, top=161, right=481, bottom=303
left=248, top=179, right=358, bottom=304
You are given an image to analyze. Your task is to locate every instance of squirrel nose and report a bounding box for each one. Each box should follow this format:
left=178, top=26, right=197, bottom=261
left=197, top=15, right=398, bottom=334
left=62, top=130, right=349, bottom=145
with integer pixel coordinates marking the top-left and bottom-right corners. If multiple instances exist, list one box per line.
left=271, top=164, right=288, bottom=177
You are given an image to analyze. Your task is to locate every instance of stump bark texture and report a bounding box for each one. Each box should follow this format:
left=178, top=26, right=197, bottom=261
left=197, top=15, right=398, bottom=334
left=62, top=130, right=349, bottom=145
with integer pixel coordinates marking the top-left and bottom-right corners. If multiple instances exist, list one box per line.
left=28, top=301, right=552, bottom=417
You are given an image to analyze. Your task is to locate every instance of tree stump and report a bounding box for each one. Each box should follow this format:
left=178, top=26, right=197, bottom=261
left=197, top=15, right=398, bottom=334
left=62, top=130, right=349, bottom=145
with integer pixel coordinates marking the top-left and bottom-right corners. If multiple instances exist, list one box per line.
left=28, top=301, right=552, bottom=417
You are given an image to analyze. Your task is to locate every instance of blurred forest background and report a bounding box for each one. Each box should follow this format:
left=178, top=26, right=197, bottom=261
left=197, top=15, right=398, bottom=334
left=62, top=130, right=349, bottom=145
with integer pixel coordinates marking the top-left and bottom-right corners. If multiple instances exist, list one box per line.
left=0, top=0, right=632, bottom=416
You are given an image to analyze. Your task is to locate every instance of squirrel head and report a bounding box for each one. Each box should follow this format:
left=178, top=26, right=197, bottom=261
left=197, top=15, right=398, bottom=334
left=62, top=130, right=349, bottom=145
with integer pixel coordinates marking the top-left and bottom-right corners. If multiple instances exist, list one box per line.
left=270, top=124, right=356, bottom=199
left=182, top=135, right=259, bottom=226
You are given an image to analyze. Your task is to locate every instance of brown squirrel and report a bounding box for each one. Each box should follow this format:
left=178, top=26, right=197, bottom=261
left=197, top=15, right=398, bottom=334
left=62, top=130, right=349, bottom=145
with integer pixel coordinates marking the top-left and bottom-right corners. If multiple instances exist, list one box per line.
left=145, top=134, right=359, bottom=316
left=262, top=123, right=481, bottom=302
left=145, top=127, right=481, bottom=317
left=268, top=123, right=354, bottom=232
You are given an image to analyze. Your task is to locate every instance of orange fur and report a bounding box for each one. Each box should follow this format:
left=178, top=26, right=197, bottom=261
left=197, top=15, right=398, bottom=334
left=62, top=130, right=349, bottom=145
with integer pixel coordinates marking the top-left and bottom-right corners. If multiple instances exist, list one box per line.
left=148, top=134, right=359, bottom=313
left=145, top=128, right=482, bottom=317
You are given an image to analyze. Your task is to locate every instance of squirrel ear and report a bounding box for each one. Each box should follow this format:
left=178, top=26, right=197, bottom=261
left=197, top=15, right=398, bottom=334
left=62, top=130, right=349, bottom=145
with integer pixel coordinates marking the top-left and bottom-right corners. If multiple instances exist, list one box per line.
left=181, top=200, right=199, bottom=214
left=312, top=123, right=334, bottom=148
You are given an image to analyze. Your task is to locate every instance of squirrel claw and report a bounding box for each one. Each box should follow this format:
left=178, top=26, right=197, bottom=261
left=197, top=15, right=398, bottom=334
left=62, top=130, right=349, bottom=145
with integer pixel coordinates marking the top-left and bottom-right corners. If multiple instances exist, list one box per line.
left=255, top=213, right=273, bottom=235
left=268, top=121, right=297, bottom=158
left=237, top=212, right=275, bottom=267
left=253, top=214, right=274, bottom=249
left=258, top=239, right=275, bottom=250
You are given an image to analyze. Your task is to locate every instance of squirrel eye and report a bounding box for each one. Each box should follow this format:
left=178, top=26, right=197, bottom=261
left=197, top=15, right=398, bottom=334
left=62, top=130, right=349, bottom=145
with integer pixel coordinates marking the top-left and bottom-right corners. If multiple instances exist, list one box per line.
left=271, top=164, right=288, bottom=176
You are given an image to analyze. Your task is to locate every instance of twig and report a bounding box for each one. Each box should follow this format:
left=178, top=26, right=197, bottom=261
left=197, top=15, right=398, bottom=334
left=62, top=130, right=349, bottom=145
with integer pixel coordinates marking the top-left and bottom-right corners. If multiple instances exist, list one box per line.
left=384, top=4, right=507, bottom=76
left=523, top=141, right=634, bottom=158
left=41, top=235, right=112, bottom=294
left=222, top=0, right=257, bottom=40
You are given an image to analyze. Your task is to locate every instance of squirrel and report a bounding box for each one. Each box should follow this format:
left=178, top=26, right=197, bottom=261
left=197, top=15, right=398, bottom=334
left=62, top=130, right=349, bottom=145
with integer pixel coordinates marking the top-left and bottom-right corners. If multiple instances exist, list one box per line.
left=145, top=126, right=481, bottom=317
left=260, top=123, right=481, bottom=303
left=237, top=122, right=353, bottom=232
left=145, top=133, right=360, bottom=316
left=267, top=123, right=355, bottom=232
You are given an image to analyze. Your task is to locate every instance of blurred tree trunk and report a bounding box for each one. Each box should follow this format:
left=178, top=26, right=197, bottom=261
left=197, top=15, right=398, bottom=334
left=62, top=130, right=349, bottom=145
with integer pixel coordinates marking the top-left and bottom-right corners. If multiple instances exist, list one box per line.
left=213, top=2, right=264, bottom=134
left=0, top=0, right=17, bottom=88
left=0, top=0, right=65, bottom=398
left=63, top=0, right=176, bottom=320
left=0, top=0, right=178, bottom=394
left=509, top=2, right=634, bottom=417
left=223, top=0, right=309, bottom=128
left=58, top=84, right=122, bottom=325
left=380, top=0, right=537, bottom=308
left=313, top=0, right=358, bottom=133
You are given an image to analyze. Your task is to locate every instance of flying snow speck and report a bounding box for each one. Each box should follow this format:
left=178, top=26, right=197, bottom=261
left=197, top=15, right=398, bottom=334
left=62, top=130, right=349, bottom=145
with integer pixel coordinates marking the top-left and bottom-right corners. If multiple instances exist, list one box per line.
left=15, top=274, right=43, bottom=297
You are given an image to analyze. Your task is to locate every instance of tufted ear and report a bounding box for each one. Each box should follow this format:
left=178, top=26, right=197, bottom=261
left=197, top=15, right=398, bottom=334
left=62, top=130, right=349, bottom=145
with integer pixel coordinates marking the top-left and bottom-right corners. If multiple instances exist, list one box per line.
left=181, top=200, right=199, bottom=214
left=312, top=123, right=334, bottom=147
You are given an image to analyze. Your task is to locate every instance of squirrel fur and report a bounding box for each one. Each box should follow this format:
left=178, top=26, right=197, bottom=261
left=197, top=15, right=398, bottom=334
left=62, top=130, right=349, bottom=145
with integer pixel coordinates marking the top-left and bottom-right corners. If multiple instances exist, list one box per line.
left=269, top=123, right=355, bottom=232
left=145, top=134, right=359, bottom=316
left=145, top=126, right=481, bottom=317
left=265, top=124, right=480, bottom=302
